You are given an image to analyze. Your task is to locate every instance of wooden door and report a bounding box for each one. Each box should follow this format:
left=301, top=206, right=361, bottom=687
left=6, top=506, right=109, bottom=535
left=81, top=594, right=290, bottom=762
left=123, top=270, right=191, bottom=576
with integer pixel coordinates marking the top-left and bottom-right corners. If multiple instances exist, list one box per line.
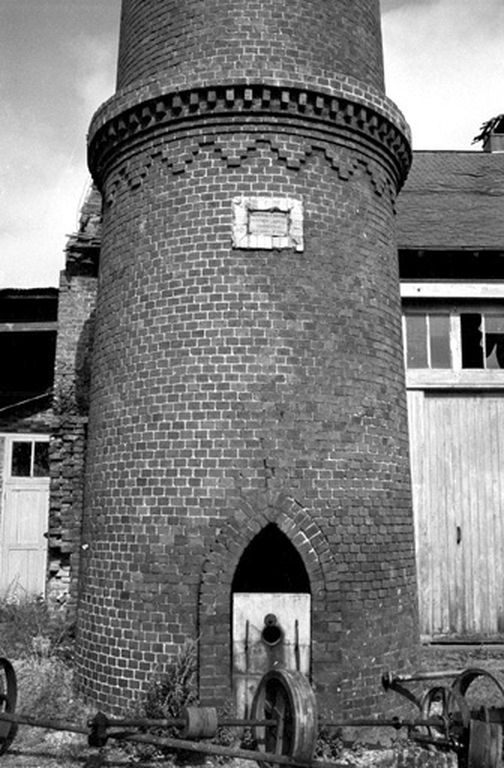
left=408, top=391, right=504, bottom=639
left=0, top=436, right=50, bottom=598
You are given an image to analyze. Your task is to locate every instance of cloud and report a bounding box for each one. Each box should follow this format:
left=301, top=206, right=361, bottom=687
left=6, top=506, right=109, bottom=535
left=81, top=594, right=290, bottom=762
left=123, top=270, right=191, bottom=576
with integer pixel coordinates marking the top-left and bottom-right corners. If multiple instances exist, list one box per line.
left=0, top=8, right=118, bottom=288
left=0, top=117, right=89, bottom=287
left=0, top=1, right=119, bottom=288
left=67, top=33, right=118, bottom=119
left=382, top=0, right=504, bottom=149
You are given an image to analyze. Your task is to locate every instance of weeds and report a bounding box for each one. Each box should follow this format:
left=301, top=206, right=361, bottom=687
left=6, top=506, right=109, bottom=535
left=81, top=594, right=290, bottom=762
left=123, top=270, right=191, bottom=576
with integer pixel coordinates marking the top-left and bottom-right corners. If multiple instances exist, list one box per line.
left=142, top=640, right=198, bottom=726
left=314, top=727, right=345, bottom=761
left=130, top=640, right=200, bottom=762
left=15, top=656, right=84, bottom=722
left=0, top=594, right=74, bottom=662
left=0, top=594, right=88, bottom=746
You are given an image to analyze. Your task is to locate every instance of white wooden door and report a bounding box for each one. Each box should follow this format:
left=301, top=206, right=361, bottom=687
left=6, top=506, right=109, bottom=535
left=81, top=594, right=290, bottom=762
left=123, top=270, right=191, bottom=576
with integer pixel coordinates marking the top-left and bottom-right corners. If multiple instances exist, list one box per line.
left=408, top=391, right=504, bottom=639
left=232, top=593, right=311, bottom=716
left=0, top=436, right=50, bottom=598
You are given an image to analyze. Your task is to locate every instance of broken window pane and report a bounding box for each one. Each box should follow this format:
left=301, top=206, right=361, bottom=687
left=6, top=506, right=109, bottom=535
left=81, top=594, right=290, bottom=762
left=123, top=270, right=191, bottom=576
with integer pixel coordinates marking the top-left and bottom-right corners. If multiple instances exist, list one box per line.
left=34, top=442, right=50, bottom=477
left=429, top=315, right=450, bottom=368
left=461, top=313, right=484, bottom=368
left=406, top=314, right=428, bottom=367
left=11, top=441, right=31, bottom=477
left=484, top=315, right=504, bottom=369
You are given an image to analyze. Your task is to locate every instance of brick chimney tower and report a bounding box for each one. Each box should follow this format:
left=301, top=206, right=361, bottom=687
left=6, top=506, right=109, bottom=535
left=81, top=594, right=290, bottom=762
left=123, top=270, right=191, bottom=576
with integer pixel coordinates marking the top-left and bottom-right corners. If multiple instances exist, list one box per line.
left=78, top=0, right=419, bottom=716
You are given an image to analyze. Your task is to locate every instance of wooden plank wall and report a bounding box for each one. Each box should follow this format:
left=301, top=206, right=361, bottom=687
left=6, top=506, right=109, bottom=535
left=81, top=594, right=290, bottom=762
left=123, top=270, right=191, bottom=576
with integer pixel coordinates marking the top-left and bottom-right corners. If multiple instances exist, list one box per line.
left=408, top=391, right=504, bottom=639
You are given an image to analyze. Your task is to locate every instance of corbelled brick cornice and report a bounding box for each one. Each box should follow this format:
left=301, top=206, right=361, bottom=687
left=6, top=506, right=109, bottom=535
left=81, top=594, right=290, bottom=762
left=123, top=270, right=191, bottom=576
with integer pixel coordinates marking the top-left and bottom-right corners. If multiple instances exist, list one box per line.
left=88, top=80, right=411, bottom=192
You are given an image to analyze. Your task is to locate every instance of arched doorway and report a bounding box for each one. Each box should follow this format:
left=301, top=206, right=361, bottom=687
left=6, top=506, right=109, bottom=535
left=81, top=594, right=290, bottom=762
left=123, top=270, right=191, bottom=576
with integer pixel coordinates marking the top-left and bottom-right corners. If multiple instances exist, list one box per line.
left=231, top=524, right=311, bottom=715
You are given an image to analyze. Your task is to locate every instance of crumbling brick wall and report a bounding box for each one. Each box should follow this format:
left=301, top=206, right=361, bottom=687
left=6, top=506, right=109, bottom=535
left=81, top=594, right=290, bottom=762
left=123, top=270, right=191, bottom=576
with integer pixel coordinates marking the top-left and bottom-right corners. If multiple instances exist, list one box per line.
left=48, top=189, right=100, bottom=612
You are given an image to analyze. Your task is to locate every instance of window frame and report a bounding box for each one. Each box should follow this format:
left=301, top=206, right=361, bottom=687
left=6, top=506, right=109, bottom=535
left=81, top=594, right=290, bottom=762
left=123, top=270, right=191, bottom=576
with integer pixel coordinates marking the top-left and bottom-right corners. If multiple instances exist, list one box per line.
left=403, top=300, right=504, bottom=389
left=4, top=434, right=51, bottom=481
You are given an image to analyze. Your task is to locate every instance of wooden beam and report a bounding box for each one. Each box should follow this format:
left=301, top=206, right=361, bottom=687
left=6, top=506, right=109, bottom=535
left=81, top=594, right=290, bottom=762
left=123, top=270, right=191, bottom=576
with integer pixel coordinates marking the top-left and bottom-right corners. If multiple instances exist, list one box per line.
left=0, top=322, right=57, bottom=332
left=401, top=281, right=504, bottom=299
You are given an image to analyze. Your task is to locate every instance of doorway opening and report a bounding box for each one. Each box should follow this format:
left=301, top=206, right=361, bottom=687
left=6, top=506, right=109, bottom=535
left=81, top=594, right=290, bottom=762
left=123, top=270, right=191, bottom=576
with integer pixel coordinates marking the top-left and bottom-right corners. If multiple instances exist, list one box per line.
left=232, top=523, right=310, bottom=593
left=231, top=524, right=311, bottom=715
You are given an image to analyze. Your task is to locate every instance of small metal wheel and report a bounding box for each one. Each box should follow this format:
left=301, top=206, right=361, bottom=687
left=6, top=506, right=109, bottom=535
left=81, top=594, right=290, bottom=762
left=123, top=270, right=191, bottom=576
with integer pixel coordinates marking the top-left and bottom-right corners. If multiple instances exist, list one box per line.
left=251, top=667, right=317, bottom=767
left=0, top=658, right=17, bottom=755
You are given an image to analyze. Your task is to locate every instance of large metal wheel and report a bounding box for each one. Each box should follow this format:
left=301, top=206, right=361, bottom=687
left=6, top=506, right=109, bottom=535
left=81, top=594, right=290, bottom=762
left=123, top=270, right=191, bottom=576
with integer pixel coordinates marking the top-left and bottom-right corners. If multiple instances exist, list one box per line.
left=452, top=668, right=504, bottom=711
left=0, top=658, right=17, bottom=755
left=251, top=668, right=317, bottom=767
left=451, top=668, right=504, bottom=767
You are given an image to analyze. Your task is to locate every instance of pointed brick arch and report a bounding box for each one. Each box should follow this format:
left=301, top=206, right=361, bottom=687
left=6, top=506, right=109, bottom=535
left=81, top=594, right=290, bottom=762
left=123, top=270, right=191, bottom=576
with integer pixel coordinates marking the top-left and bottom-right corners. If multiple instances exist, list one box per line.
left=197, top=493, right=333, bottom=703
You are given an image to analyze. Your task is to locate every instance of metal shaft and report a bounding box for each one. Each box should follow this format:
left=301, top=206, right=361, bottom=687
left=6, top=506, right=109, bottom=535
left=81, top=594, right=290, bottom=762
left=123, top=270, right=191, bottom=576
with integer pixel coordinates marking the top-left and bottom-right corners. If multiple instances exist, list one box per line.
left=319, top=717, right=445, bottom=730
left=103, top=716, right=275, bottom=729
left=385, top=669, right=464, bottom=684
left=114, top=730, right=338, bottom=768
left=0, top=710, right=87, bottom=735
left=0, top=709, right=446, bottom=734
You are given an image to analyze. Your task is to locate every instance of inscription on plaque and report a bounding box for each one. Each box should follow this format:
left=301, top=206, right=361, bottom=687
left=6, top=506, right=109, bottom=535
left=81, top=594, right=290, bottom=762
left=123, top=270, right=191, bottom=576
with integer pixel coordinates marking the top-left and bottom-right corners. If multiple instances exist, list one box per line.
left=232, top=196, right=304, bottom=251
left=248, top=210, right=289, bottom=237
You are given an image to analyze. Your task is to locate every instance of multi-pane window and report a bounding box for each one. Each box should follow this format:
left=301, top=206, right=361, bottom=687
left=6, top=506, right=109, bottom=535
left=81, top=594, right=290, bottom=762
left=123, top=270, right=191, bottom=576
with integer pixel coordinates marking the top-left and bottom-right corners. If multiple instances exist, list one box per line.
left=404, top=308, right=504, bottom=372
left=10, top=439, right=50, bottom=478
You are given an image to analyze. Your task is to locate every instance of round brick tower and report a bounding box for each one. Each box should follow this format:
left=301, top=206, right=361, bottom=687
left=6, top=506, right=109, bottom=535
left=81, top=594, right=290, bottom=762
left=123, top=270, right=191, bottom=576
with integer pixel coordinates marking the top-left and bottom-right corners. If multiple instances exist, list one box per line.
left=79, top=0, right=419, bottom=715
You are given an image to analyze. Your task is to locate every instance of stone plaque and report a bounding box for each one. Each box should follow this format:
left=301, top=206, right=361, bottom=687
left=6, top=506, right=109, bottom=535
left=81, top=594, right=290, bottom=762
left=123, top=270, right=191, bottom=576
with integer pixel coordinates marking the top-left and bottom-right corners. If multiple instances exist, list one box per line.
left=232, top=197, right=304, bottom=251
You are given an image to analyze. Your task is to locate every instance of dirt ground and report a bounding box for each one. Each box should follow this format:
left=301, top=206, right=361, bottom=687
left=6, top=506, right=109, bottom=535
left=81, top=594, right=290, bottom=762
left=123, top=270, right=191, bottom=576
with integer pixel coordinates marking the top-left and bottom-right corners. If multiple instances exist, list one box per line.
left=0, top=729, right=131, bottom=767
left=0, top=731, right=457, bottom=768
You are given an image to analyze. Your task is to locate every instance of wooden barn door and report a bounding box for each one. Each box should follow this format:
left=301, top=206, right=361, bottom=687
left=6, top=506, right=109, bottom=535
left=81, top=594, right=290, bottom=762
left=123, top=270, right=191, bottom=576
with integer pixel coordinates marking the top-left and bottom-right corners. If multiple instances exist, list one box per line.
left=408, top=391, right=504, bottom=639
left=0, top=436, right=50, bottom=598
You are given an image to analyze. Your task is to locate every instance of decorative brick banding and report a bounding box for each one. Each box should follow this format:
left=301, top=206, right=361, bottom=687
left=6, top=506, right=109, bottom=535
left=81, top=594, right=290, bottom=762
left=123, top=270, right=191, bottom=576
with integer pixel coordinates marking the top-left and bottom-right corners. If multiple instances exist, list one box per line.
left=88, top=82, right=411, bottom=191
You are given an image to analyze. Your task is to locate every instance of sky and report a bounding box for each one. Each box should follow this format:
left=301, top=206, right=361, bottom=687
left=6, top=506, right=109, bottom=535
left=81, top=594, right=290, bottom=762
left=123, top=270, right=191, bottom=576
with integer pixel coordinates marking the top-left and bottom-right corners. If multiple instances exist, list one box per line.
left=1, top=0, right=503, bottom=288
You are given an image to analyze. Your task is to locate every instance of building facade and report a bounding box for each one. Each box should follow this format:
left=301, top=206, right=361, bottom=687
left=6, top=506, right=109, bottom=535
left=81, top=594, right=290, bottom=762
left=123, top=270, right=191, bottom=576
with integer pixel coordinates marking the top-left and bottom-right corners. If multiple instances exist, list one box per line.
left=397, top=148, right=504, bottom=642
left=2, top=0, right=503, bottom=720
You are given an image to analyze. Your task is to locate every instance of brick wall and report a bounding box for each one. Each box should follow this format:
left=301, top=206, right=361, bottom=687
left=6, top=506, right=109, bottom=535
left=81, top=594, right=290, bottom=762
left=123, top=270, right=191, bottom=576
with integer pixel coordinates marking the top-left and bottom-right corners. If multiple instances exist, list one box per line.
left=77, top=0, right=418, bottom=715
left=78, top=130, right=418, bottom=714
left=116, top=0, right=384, bottom=93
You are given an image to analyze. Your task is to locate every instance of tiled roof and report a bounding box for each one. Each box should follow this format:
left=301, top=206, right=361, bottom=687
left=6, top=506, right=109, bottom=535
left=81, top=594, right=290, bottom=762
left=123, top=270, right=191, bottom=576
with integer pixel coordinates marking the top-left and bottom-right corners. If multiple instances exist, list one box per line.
left=396, top=151, right=504, bottom=250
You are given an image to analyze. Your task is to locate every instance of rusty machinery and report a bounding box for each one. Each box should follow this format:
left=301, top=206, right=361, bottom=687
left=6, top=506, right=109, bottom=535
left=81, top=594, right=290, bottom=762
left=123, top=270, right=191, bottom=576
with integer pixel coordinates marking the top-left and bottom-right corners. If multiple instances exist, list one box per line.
left=2, top=657, right=504, bottom=767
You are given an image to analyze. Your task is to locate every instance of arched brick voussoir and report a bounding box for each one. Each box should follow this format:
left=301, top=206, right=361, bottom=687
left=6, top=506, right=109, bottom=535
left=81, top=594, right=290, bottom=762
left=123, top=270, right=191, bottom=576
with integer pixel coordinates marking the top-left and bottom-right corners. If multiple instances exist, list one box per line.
left=199, top=491, right=331, bottom=610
